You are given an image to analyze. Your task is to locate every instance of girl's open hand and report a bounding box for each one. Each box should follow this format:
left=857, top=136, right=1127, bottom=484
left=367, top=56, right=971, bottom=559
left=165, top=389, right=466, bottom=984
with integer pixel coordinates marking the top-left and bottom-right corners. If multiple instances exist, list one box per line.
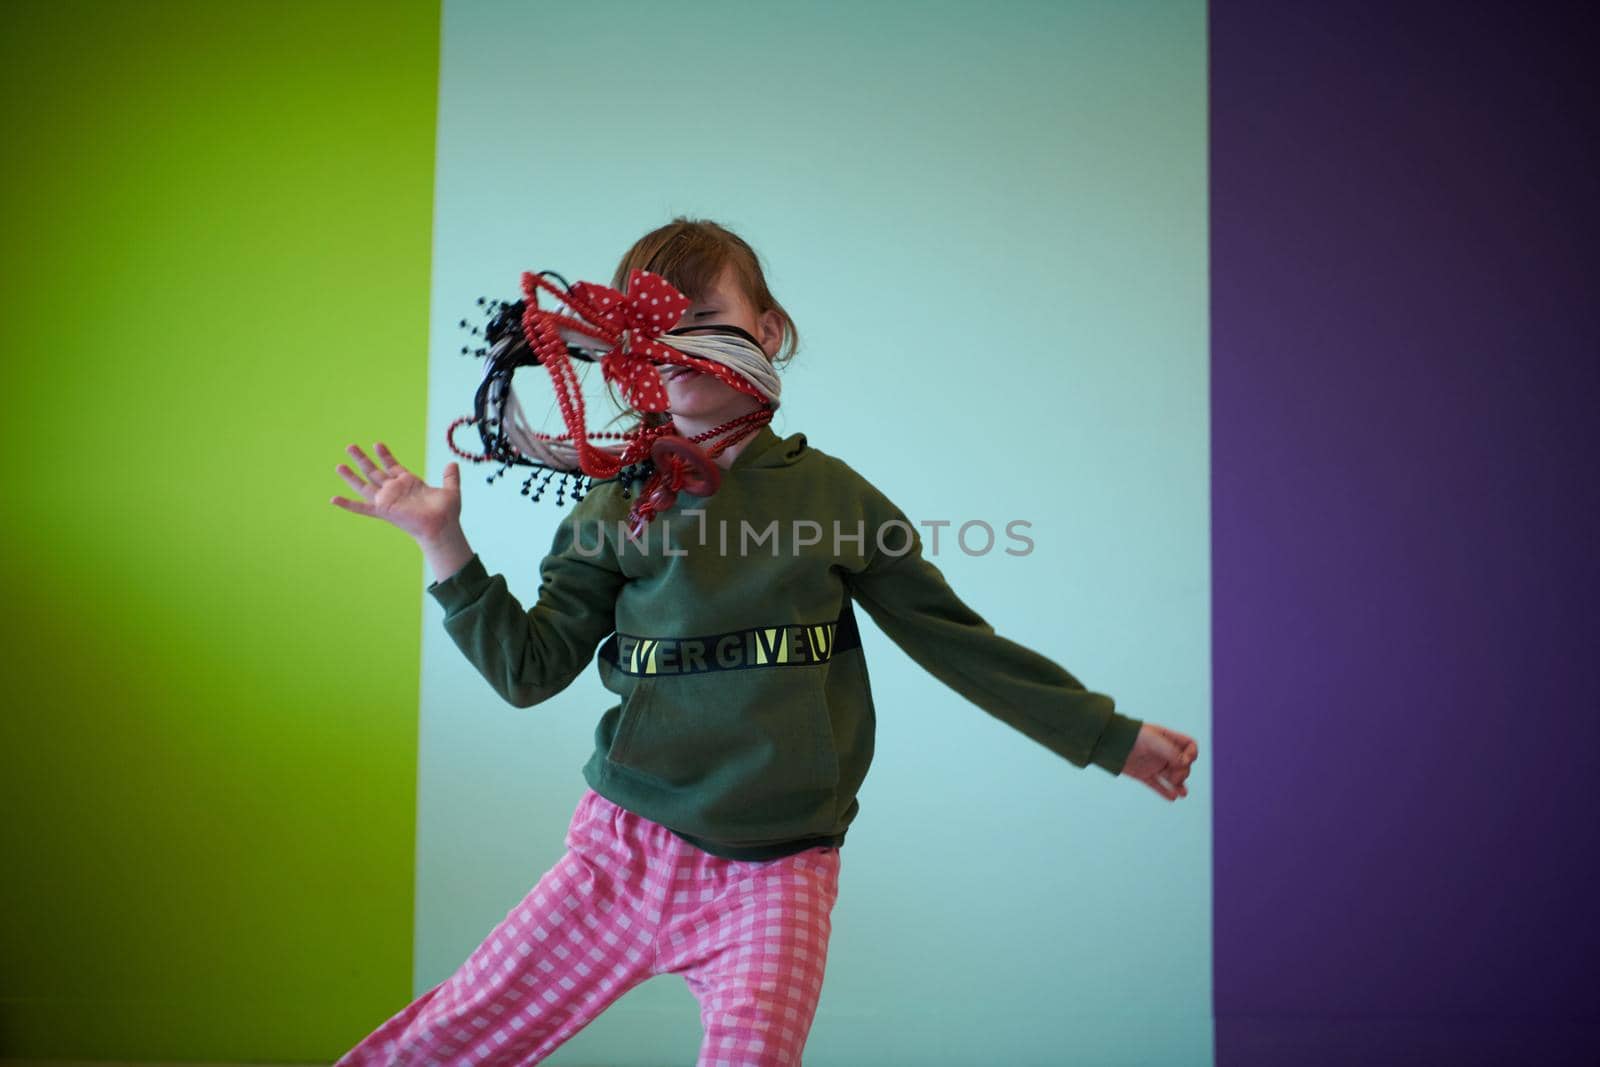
left=331, top=442, right=461, bottom=545
left=1121, top=723, right=1198, bottom=801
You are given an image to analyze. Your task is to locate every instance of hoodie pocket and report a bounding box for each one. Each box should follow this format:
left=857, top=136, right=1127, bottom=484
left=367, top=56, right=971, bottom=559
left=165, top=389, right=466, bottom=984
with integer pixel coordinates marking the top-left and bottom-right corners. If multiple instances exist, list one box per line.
left=608, top=677, right=659, bottom=769
left=604, top=668, right=841, bottom=835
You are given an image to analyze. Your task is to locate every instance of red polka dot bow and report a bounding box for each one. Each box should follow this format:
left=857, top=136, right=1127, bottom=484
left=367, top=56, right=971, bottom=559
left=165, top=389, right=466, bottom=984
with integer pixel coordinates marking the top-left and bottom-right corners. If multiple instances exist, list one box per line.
left=548, top=268, right=691, bottom=413
left=514, top=267, right=696, bottom=478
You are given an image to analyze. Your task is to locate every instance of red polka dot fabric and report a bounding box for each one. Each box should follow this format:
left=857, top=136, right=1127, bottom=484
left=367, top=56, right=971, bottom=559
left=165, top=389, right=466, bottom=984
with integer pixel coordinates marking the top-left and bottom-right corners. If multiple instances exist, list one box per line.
left=563, top=269, right=690, bottom=413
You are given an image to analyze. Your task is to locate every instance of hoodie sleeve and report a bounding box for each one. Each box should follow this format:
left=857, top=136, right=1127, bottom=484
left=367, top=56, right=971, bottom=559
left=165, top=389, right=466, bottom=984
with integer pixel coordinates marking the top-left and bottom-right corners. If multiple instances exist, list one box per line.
left=426, top=485, right=625, bottom=708
left=840, top=468, right=1143, bottom=776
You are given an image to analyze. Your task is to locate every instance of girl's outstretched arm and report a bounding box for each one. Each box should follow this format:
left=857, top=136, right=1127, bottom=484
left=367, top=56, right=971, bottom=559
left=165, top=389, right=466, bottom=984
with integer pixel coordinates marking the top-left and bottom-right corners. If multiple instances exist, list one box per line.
left=841, top=466, right=1196, bottom=798
left=425, top=487, right=627, bottom=708
left=332, top=442, right=625, bottom=708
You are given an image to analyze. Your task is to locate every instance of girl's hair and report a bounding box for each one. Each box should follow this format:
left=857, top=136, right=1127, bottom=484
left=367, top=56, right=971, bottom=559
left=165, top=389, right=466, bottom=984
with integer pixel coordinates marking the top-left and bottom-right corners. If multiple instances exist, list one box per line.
left=601, top=216, right=799, bottom=433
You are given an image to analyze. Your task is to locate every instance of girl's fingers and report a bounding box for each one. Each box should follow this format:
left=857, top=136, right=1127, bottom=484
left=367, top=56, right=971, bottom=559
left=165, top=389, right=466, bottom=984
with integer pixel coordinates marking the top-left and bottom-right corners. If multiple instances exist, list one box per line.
left=335, top=463, right=374, bottom=497
left=330, top=495, right=375, bottom=517
left=346, top=443, right=386, bottom=484
left=1168, top=759, right=1193, bottom=788
left=1156, top=724, right=1192, bottom=749
left=1140, top=772, right=1178, bottom=801
left=1153, top=725, right=1200, bottom=768
left=374, top=441, right=407, bottom=475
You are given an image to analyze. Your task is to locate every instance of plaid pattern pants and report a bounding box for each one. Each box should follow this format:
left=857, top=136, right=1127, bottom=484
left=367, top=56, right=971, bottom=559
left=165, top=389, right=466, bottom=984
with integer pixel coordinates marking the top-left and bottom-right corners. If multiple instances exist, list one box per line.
left=335, top=788, right=843, bottom=1066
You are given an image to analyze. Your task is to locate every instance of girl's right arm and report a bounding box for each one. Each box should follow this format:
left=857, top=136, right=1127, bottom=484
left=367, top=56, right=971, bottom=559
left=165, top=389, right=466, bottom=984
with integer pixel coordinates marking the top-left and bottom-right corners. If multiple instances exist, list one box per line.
left=425, top=506, right=624, bottom=707
left=332, top=442, right=625, bottom=706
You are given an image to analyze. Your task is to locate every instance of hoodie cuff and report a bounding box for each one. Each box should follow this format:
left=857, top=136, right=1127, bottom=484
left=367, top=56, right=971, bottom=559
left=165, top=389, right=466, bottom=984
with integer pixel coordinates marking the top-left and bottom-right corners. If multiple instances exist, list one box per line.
left=1088, top=711, right=1144, bottom=777
left=426, top=553, right=491, bottom=613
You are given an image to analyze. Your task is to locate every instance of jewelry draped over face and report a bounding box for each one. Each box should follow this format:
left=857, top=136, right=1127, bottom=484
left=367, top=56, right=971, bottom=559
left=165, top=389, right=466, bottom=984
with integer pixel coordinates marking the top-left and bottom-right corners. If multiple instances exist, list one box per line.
left=447, top=267, right=781, bottom=540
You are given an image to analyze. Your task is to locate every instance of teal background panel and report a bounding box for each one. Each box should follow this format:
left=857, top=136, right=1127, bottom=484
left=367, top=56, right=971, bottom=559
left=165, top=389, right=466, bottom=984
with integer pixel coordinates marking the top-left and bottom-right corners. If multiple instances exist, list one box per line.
left=417, top=1, right=1210, bottom=1064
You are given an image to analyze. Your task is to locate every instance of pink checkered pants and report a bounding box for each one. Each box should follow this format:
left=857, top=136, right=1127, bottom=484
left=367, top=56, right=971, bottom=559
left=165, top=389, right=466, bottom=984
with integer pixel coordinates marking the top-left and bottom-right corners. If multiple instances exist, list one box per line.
left=335, top=788, right=842, bottom=1066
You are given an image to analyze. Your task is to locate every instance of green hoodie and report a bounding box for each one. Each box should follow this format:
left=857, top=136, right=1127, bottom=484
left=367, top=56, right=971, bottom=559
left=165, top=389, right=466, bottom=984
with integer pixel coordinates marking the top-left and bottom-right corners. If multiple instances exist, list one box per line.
left=426, top=424, right=1142, bottom=861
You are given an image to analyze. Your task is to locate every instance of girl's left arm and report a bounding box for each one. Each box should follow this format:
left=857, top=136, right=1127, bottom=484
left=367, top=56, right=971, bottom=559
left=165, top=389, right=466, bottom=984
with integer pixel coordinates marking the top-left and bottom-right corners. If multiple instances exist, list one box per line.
left=842, top=474, right=1144, bottom=777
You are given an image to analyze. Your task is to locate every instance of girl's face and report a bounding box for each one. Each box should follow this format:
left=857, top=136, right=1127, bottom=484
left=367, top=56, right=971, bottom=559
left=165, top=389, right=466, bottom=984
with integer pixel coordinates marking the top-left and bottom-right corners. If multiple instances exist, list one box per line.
left=660, top=263, right=782, bottom=419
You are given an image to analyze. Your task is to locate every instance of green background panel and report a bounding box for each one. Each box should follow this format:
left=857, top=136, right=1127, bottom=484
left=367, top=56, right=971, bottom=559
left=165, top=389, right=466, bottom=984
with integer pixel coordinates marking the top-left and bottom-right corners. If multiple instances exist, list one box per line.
left=1, top=0, right=440, bottom=1057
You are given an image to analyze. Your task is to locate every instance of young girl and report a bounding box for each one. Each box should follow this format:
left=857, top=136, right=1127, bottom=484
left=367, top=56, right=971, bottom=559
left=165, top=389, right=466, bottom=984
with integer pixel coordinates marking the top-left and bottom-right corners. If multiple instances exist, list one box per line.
left=329, top=218, right=1198, bottom=1066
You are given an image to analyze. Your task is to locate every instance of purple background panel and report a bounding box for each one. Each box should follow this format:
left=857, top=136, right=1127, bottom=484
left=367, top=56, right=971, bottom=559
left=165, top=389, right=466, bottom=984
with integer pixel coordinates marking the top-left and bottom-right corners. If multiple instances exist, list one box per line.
left=1210, top=2, right=1600, bottom=1064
